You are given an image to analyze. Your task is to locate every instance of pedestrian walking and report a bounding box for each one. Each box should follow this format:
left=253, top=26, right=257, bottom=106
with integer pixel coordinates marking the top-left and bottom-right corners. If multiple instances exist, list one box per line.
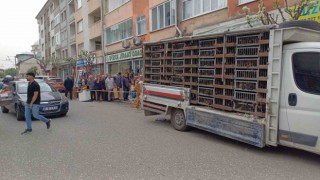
left=21, top=72, right=51, bottom=134
left=64, top=76, right=74, bottom=100
left=88, top=75, right=95, bottom=101
left=123, top=73, right=130, bottom=101
left=105, top=74, right=114, bottom=101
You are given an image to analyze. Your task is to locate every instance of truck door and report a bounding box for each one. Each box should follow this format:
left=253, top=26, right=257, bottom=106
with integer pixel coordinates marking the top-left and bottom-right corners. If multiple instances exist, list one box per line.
left=281, top=46, right=320, bottom=152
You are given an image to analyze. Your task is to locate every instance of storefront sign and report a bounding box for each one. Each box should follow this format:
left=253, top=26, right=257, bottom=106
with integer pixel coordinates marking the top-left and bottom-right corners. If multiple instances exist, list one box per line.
left=298, top=1, right=320, bottom=22
left=106, top=48, right=142, bottom=63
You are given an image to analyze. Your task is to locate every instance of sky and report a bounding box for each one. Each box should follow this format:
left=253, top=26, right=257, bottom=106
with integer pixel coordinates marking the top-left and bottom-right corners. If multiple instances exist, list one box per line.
left=0, top=0, right=47, bottom=69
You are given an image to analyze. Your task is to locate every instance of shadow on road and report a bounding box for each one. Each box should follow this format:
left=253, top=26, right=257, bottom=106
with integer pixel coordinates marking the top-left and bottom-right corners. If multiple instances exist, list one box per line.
left=147, top=117, right=320, bottom=164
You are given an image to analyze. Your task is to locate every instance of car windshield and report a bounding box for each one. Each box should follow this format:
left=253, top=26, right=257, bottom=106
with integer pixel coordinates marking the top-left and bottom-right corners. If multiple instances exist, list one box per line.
left=17, top=82, right=55, bottom=94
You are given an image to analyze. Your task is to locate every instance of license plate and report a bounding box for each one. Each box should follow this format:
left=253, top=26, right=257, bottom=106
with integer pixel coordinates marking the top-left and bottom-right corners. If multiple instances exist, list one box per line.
left=43, top=106, right=59, bottom=111
left=0, top=94, right=8, bottom=97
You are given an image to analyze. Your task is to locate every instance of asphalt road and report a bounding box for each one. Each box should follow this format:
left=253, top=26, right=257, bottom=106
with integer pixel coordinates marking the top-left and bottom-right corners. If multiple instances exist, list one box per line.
left=1, top=100, right=320, bottom=180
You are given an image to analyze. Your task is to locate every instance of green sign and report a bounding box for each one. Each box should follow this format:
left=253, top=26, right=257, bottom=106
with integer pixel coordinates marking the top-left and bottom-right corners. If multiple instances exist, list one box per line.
left=106, top=48, right=142, bottom=62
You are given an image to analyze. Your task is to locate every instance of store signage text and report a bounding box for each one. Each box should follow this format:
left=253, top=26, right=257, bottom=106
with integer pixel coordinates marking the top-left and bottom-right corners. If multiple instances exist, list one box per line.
left=106, top=48, right=142, bottom=62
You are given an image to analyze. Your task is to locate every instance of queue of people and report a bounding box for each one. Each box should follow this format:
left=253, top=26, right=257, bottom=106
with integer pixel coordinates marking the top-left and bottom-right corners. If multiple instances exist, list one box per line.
left=73, top=72, right=142, bottom=105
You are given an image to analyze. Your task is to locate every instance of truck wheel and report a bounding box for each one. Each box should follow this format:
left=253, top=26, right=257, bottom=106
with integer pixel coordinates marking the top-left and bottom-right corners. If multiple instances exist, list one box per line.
left=279, top=20, right=320, bottom=31
left=171, top=109, right=190, bottom=131
left=16, top=106, right=25, bottom=121
left=1, top=106, right=9, bottom=113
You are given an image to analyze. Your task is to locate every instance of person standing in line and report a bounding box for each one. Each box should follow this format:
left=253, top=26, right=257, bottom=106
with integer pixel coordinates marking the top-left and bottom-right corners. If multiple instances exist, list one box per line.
left=122, top=73, right=130, bottom=101
left=115, top=72, right=123, bottom=100
left=87, top=75, right=95, bottom=101
left=21, top=72, right=51, bottom=134
left=101, top=75, right=107, bottom=101
left=105, top=74, right=114, bottom=101
left=94, top=75, right=103, bottom=101
left=64, top=76, right=74, bottom=100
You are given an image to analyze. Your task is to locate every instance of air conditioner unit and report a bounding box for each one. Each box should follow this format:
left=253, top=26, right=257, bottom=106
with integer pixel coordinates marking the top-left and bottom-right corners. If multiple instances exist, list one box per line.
left=122, top=39, right=130, bottom=48
left=133, top=37, right=142, bottom=46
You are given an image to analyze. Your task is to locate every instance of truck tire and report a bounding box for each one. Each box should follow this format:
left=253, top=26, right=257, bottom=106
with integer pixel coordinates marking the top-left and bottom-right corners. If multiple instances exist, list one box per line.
left=16, top=106, right=25, bottom=121
left=1, top=106, right=9, bottom=113
left=279, top=20, right=320, bottom=31
left=171, top=109, right=190, bottom=131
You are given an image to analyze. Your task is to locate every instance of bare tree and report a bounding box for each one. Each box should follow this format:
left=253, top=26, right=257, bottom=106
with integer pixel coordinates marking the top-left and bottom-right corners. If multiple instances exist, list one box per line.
left=65, top=57, right=77, bottom=79
left=37, top=57, right=51, bottom=75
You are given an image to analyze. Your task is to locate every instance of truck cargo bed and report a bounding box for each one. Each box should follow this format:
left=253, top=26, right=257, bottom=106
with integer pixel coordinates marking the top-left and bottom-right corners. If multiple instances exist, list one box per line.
left=186, top=106, right=265, bottom=148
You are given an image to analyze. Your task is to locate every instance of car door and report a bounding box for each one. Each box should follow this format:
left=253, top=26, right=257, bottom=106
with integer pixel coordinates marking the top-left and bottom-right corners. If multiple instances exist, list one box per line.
left=282, top=47, right=320, bottom=153
left=7, top=82, right=17, bottom=112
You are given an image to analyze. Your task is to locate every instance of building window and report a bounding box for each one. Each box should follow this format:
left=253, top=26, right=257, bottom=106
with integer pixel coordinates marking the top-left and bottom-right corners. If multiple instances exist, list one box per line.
left=136, top=15, right=146, bottom=36
left=52, top=36, right=55, bottom=46
left=61, top=10, right=67, bottom=22
left=108, top=0, right=129, bottom=12
left=293, top=52, right=320, bottom=95
left=53, top=14, right=61, bottom=27
left=105, top=18, right=133, bottom=45
left=150, top=0, right=176, bottom=31
left=182, top=0, right=227, bottom=20
left=77, top=0, right=83, bottom=9
left=77, top=20, right=83, bottom=33
left=61, top=30, right=67, bottom=41
left=55, top=32, right=61, bottom=45
left=239, top=0, right=255, bottom=5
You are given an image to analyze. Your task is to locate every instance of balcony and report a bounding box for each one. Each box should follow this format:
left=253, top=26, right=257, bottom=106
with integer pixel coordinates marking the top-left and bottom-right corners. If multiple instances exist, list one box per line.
left=89, top=20, right=102, bottom=39
left=55, top=44, right=61, bottom=50
left=88, top=0, right=100, bottom=14
left=68, top=13, right=75, bottom=22
left=69, top=34, right=76, bottom=43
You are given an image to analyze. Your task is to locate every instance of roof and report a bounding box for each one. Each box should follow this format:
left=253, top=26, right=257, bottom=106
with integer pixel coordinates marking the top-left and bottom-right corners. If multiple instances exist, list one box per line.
left=35, top=0, right=51, bottom=19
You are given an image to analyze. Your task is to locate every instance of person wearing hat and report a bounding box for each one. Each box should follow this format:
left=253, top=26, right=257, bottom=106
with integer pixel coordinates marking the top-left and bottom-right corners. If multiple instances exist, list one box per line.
left=21, top=72, right=51, bottom=134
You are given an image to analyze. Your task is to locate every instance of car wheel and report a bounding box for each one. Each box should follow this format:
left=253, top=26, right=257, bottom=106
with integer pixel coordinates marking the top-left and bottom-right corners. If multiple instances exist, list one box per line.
left=171, top=108, right=190, bottom=131
left=61, top=112, right=67, bottom=117
left=1, top=106, right=9, bottom=113
left=16, top=106, right=25, bottom=121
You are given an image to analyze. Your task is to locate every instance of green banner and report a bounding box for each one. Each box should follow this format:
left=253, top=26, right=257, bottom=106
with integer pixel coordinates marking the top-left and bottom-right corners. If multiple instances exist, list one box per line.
left=106, top=48, right=142, bottom=63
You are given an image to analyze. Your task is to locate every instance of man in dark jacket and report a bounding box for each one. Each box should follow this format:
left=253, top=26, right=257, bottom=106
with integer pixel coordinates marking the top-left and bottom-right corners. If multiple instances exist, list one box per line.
left=64, top=76, right=74, bottom=100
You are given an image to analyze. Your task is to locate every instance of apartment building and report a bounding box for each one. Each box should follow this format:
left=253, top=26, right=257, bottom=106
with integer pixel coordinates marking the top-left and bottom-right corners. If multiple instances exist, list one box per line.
left=148, top=0, right=299, bottom=42
left=36, top=0, right=78, bottom=79
left=75, top=0, right=104, bottom=76
left=36, top=0, right=315, bottom=78
left=103, top=0, right=150, bottom=76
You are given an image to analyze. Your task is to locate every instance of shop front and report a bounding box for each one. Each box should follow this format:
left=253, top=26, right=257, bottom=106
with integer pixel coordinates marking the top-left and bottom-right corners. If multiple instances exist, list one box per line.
left=106, top=48, right=143, bottom=77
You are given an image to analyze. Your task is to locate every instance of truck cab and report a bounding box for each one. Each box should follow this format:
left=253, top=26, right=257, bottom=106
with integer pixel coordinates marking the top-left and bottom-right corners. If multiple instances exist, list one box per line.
left=278, top=43, right=320, bottom=154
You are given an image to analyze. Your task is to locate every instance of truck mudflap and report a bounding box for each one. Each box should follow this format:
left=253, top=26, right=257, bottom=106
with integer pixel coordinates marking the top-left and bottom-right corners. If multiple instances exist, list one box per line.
left=186, top=107, right=265, bottom=148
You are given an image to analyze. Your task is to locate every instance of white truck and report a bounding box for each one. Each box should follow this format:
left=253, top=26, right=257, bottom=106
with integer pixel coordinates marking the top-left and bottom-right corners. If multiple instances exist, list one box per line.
left=141, top=26, right=320, bottom=155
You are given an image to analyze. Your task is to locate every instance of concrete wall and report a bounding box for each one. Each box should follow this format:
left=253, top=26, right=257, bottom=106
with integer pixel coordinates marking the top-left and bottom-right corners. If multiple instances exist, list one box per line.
left=18, top=58, right=44, bottom=76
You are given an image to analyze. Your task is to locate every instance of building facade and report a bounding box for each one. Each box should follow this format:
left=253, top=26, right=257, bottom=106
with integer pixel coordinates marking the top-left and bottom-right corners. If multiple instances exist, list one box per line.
left=103, top=0, right=150, bottom=76
left=36, top=0, right=318, bottom=78
left=16, top=53, right=45, bottom=77
left=74, top=0, right=104, bottom=76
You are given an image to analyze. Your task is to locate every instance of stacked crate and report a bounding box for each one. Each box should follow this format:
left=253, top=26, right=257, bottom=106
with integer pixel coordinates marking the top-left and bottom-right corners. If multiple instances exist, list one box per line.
left=143, top=31, right=269, bottom=117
